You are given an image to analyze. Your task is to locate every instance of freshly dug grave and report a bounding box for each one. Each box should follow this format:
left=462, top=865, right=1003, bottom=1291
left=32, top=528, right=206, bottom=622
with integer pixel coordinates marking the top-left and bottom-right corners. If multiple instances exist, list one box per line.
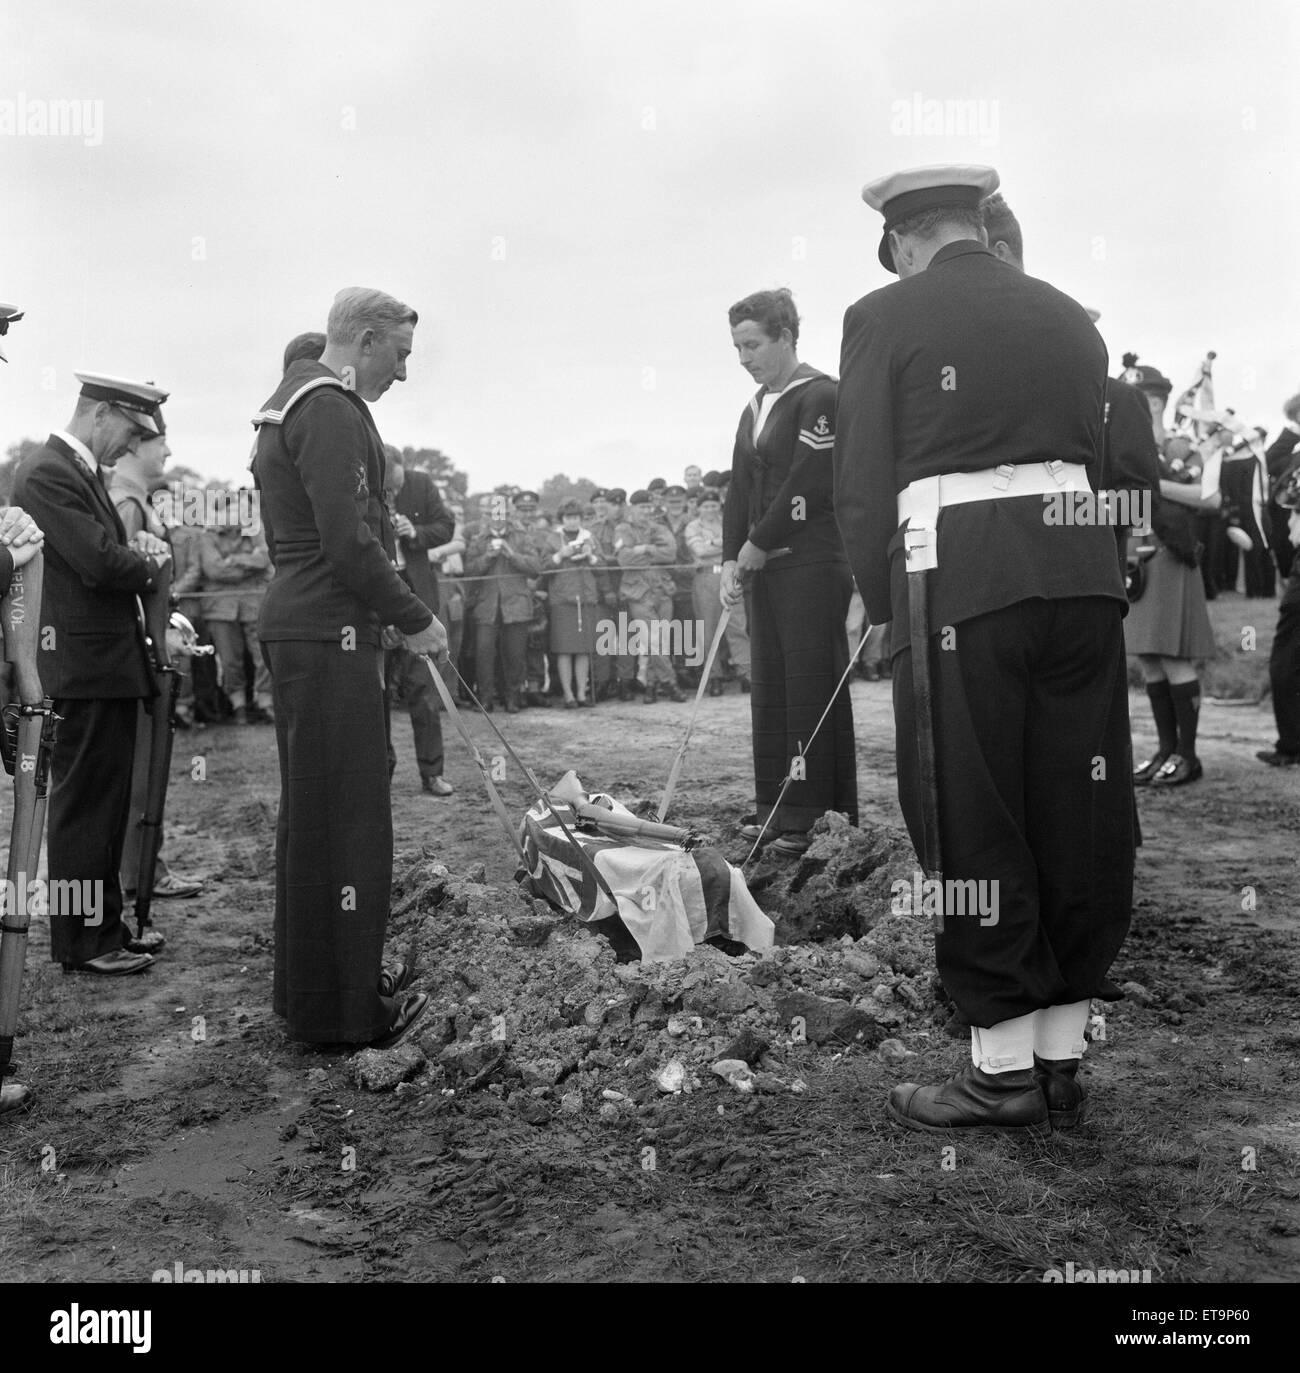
left=352, top=812, right=940, bottom=1114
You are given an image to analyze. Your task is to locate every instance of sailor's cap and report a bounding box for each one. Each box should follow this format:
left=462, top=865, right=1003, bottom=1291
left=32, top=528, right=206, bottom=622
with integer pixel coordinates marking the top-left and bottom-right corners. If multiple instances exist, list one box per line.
left=862, top=164, right=1000, bottom=273
left=75, top=371, right=169, bottom=435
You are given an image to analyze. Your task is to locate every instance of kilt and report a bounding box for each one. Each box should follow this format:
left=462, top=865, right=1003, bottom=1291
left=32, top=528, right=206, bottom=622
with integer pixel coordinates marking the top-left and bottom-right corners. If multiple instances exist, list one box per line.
left=749, top=559, right=858, bottom=833
left=550, top=600, right=597, bottom=654
left=264, top=640, right=398, bottom=1043
left=892, top=595, right=1134, bottom=1026
left=1124, top=546, right=1218, bottom=659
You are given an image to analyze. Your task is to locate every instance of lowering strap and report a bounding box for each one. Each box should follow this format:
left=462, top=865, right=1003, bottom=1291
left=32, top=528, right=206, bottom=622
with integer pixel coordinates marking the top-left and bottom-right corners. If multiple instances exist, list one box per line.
left=422, top=657, right=618, bottom=907
left=741, top=626, right=870, bottom=868
left=656, top=605, right=730, bottom=823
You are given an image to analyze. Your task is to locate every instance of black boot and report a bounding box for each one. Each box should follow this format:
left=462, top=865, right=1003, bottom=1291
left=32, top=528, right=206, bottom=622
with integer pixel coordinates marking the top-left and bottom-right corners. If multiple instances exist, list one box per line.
left=888, top=1063, right=1049, bottom=1136
left=1166, top=679, right=1202, bottom=768
left=505, top=691, right=521, bottom=714
left=1135, top=679, right=1178, bottom=784
left=708, top=678, right=724, bottom=697
left=1032, top=1055, right=1086, bottom=1129
left=643, top=684, right=658, bottom=704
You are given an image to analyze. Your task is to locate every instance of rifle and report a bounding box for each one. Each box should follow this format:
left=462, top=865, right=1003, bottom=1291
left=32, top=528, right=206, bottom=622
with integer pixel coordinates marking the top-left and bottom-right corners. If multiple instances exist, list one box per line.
left=131, top=559, right=180, bottom=941
left=0, top=551, right=58, bottom=1090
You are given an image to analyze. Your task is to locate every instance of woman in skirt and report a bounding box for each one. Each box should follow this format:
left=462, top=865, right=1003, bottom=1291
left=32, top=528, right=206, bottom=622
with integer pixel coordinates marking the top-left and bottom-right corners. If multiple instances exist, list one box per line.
left=545, top=499, right=600, bottom=706
left=1122, top=359, right=1220, bottom=786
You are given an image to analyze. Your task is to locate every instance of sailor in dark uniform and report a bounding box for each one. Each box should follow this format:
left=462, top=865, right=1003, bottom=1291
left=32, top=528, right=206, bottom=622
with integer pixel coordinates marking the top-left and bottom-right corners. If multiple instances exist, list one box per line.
left=834, top=166, right=1135, bottom=1135
left=722, top=289, right=857, bottom=858
left=252, top=287, right=443, bottom=1047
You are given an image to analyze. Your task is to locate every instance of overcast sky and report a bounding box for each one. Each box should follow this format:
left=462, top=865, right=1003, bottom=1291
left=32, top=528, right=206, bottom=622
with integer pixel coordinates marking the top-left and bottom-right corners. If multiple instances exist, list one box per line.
left=3, top=0, right=1297, bottom=491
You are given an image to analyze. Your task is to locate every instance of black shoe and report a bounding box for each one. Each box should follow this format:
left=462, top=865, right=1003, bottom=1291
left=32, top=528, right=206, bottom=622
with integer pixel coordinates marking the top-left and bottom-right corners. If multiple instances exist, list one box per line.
left=1149, top=753, right=1202, bottom=787
left=664, top=685, right=686, bottom=703
left=643, top=685, right=658, bottom=704
left=1256, top=749, right=1300, bottom=767
left=1032, top=1055, right=1086, bottom=1129
left=505, top=693, right=521, bottom=714
left=368, top=992, right=430, bottom=1050
left=481, top=700, right=494, bottom=713
left=378, top=960, right=415, bottom=998
left=707, top=679, right=724, bottom=697
left=525, top=691, right=551, bottom=709
left=739, top=676, right=751, bottom=694
left=0, top=1082, right=32, bottom=1115
left=616, top=682, right=630, bottom=703
left=578, top=696, right=595, bottom=708
left=888, top=1063, right=1049, bottom=1136
left=1132, top=750, right=1172, bottom=786
left=768, top=832, right=811, bottom=858
left=738, top=816, right=767, bottom=843
left=63, top=950, right=154, bottom=975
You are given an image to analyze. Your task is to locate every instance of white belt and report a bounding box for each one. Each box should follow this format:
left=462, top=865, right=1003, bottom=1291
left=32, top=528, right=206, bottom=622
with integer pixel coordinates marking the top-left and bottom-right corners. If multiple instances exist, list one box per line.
left=897, top=461, right=1092, bottom=572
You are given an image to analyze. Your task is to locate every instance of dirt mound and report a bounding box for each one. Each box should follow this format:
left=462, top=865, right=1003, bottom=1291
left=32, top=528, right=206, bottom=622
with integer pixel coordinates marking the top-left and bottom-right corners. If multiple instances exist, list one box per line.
left=363, top=817, right=939, bottom=1119
left=738, top=810, right=921, bottom=943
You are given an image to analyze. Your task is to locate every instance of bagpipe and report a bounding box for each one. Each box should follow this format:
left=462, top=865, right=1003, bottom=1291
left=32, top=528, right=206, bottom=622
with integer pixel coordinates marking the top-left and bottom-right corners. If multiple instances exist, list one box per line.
left=1169, top=350, right=1267, bottom=554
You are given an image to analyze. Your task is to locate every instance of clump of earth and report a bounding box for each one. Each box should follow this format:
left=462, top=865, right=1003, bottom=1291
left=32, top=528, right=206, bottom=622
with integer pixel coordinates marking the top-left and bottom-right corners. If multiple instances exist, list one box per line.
left=348, top=813, right=943, bottom=1121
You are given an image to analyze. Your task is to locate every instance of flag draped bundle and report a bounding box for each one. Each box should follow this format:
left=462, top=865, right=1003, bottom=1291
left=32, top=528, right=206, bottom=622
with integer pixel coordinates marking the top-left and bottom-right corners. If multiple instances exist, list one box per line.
left=518, top=789, right=774, bottom=962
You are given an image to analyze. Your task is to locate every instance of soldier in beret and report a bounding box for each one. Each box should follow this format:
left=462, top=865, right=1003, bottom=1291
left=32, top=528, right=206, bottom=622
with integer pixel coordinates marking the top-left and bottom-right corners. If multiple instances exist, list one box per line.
left=614, top=490, right=685, bottom=703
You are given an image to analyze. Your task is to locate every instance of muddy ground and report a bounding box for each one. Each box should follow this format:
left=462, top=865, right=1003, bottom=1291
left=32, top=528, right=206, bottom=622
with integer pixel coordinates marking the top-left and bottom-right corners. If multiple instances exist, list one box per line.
left=1, top=596, right=1297, bottom=1288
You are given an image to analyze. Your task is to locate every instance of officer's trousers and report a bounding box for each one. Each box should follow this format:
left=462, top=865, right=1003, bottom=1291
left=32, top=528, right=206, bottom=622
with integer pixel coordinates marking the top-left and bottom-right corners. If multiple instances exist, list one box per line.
left=892, top=595, right=1134, bottom=1026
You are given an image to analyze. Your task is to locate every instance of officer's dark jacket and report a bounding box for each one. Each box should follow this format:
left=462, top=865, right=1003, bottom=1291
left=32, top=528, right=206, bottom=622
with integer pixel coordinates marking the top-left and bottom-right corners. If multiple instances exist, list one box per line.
left=392, top=467, right=454, bottom=609
left=834, top=240, right=1126, bottom=629
left=252, top=361, right=433, bottom=646
left=13, top=435, right=156, bottom=698
left=723, top=362, right=845, bottom=570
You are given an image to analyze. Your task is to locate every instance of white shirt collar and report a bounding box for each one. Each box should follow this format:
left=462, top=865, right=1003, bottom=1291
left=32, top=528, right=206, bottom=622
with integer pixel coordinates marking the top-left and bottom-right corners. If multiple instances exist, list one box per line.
left=53, top=429, right=98, bottom=473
